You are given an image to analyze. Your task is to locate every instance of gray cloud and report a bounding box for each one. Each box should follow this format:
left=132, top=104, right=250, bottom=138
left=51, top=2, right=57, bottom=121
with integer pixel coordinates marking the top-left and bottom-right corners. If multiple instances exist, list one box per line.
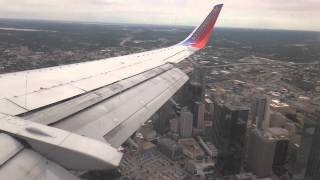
left=262, top=0, right=320, bottom=12
left=0, top=0, right=319, bottom=31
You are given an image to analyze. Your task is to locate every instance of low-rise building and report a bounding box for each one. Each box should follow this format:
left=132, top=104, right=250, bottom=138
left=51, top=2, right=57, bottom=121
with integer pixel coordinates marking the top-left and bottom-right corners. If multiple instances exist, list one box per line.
left=178, top=138, right=205, bottom=160
left=158, top=137, right=183, bottom=160
left=185, top=159, right=215, bottom=179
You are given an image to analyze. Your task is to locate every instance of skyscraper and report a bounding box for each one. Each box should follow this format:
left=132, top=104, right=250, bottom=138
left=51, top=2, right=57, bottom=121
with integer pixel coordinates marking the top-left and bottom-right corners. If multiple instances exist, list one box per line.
left=212, top=101, right=249, bottom=174
left=268, top=127, right=289, bottom=176
left=250, top=95, right=270, bottom=131
left=247, top=128, right=276, bottom=177
left=189, top=82, right=203, bottom=111
left=179, top=108, right=193, bottom=138
left=169, top=117, right=179, bottom=133
left=305, top=123, right=320, bottom=180
left=190, top=64, right=207, bottom=101
left=204, top=98, right=214, bottom=138
left=194, top=101, right=205, bottom=130
left=247, top=127, right=289, bottom=177
left=289, top=119, right=318, bottom=179
left=154, top=102, right=175, bottom=134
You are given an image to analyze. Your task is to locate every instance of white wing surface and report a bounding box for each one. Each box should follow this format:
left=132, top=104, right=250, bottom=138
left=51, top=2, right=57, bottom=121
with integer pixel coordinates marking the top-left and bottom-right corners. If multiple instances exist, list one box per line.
left=0, top=4, right=223, bottom=179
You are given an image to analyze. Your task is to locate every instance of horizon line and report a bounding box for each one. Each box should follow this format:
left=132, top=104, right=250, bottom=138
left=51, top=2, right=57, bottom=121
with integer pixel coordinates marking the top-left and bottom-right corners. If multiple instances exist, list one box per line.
left=0, top=17, right=319, bottom=33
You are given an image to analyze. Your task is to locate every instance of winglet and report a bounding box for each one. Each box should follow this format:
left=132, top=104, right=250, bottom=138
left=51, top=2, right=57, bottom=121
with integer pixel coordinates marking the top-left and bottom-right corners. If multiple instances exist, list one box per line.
left=180, top=4, right=223, bottom=49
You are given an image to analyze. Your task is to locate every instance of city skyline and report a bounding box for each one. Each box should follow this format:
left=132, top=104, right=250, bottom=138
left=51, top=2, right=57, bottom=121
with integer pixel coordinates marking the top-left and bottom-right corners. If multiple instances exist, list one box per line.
left=0, top=0, right=320, bottom=31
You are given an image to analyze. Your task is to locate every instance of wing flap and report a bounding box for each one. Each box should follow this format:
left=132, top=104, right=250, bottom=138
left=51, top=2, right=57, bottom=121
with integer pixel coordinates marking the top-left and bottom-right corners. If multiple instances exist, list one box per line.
left=0, top=133, right=80, bottom=180
left=0, top=116, right=123, bottom=170
left=24, top=64, right=174, bottom=125
left=0, top=149, right=80, bottom=180
left=52, top=68, right=188, bottom=147
left=104, top=69, right=188, bottom=147
left=0, top=133, right=23, bottom=166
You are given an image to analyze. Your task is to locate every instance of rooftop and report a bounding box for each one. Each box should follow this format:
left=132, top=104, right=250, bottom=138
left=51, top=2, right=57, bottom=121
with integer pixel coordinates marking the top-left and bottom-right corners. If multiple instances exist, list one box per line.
left=178, top=138, right=205, bottom=159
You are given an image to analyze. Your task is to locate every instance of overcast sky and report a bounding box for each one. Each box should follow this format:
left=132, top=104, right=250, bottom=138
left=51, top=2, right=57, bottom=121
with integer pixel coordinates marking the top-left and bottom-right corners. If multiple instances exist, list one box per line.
left=0, top=0, right=319, bottom=31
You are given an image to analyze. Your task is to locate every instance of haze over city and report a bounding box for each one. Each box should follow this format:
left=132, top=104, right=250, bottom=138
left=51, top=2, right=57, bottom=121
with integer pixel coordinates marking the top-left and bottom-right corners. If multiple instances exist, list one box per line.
left=0, top=0, right=320, bottom=31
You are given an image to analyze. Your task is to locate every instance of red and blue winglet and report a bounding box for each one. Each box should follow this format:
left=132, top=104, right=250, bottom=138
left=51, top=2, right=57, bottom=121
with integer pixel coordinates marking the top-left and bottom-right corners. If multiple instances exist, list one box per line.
left=180, top=4, right=223, bottom=49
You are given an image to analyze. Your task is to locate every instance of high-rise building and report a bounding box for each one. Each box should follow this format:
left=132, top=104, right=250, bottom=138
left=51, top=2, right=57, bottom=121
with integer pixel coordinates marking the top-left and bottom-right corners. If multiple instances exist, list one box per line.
left=212, top=101, right=249, bottom=175
left=305, top=123, right=320, bottom=180
left=212, top=101, right=224, bottom=148
left=169, top=117, right=179, bottom=133
left=190, top=64, right=207, bottom=101
left=267, top=127, right=289, bottom=176
left=270, top=112, right=288, bottom=128
left=204, top=97, right=214, bottom=121
left=247, top=128, right=276, bottom=178
left=194, top=101, right=205, bottom=130
left=179, top=109, right=193, bottom=138
left=203, top=97, right=214, bottom=138
left=175, top=81, right=193, bottom=108
left=250, top=95, right=270, bottom=131
left=154, top=102, right=175, bottom=134
left=247, top=127, right=289, bottom=177
left=291, top=119, right=319, bottom=179
left=189, top=82, right=203, bottom=111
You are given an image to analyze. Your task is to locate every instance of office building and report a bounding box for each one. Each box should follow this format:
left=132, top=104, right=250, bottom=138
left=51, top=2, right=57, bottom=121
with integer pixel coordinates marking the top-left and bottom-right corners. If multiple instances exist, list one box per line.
left=158, top=137, right=183, bottom=160
left=185, top=159, right=215, bottom=179
left=234, top=173, right=257, bottom=180
left=194, top=101, right=205, bottom=129
left=204, top=120, right=213, bottom=139
left=197, top=136, right=218, bottom=159
left=250, top=95, right=270, bottom=131
left=178, top=138, right=205, bottom=160
left=270, top=112, right=287, bottom=128
left=154, top=102, right=175, bottom=134
left=169, top=117, right=179, bottom=133
left=189, top=82, right=203, bottom=112
left=212, top=101, right=249, bottom=175
left=292, top=119, right=319, bottom=179
left=267, top=127, right=289, bottom=176
left=247, top=128, right=276, bottom=178
left=179, top=109, right=193, bottom=138
left=218, top=173, right=257, bottom=180
left=247, top=127, right=289, bottom=177
left=204, top=97, right=214, bottom=110
left=204, top=98, right=214, bottom=138
left=305, top=123, right=320, bottom=180
left=204, top=97, right=214, bottom=120
left=190, top=65, right=207, bottom=101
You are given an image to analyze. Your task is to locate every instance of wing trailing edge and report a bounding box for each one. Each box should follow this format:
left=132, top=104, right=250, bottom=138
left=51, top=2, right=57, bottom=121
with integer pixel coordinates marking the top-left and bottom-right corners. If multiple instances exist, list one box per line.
left=0, top=115, right=122, bottom=171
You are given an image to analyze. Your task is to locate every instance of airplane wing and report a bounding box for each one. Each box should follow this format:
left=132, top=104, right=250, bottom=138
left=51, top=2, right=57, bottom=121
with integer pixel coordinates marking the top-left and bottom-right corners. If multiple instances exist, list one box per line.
left=0, top=4, right=223, bottom=179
